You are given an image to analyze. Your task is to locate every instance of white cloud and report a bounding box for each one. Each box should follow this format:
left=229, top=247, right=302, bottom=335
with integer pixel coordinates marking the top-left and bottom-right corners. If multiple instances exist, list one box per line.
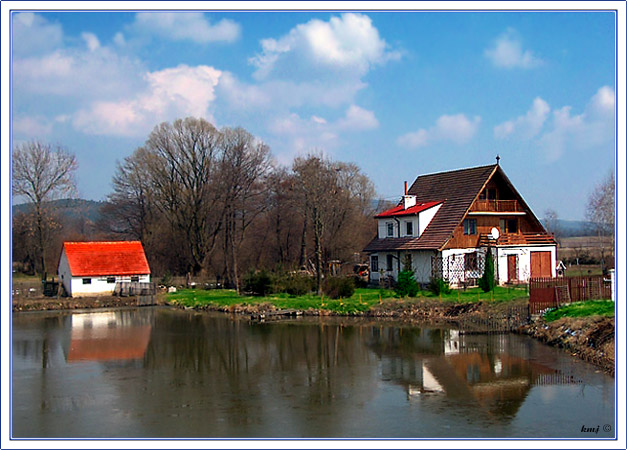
left=485, top=29, right=542, bottom=69
left=539, top=86, right=615, bottom=161
left=494, top=97, right=550, bottom=139
left=13, top=46, right=146, bottom=100
left=81, top=32, right=100, bottom=51
left=250, top=13, right=400, bottom=80
left=397, top=114, right=481, bottom=148
left=12, top=12, right=63, bottom=56
left=72, top=64, right=222, bottom=136
left=336, top=105, right=379, bottom=131
left=217, top=71, right=367, bottom=111
left=12, top=116, right=53, bottom=137
left=131, top=12, right=240, bottom=44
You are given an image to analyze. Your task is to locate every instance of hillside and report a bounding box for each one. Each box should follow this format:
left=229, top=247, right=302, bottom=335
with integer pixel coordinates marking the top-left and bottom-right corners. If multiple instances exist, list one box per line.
left=12, top=198, right=105, bottom=223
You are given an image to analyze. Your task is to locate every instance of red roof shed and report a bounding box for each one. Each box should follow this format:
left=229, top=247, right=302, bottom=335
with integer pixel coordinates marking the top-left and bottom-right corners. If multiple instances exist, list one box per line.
left=61, top=241, right=151, bottom=277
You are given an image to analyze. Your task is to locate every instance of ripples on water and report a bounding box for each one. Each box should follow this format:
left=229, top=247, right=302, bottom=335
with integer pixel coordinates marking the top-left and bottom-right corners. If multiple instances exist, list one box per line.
left=11, top=307, right=615, bottom=438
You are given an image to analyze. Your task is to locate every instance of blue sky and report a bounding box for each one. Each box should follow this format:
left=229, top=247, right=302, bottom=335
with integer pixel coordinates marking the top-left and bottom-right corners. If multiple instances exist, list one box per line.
left=9, top=9, right=616, bottom=220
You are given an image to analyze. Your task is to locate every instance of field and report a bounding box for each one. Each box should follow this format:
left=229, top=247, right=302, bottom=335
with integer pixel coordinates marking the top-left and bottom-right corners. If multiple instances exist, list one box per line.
left=543, top=300, right=615, bottom=322
left=167, top=285, right=529, bottom=314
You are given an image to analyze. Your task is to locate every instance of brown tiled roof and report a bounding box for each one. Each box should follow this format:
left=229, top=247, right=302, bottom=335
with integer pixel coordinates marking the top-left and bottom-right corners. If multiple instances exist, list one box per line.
left=364, top=164, right=498, bottom=252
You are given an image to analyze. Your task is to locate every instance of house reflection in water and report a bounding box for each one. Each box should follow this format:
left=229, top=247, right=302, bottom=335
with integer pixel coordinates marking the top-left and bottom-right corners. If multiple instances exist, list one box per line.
left=67, top=312, right=152, bottom=362
left=369, top=326, right=579, bottom=419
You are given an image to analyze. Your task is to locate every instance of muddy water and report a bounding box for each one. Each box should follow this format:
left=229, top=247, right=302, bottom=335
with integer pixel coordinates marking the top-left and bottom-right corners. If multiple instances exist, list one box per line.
left=11, top=307, right=615, bottom=438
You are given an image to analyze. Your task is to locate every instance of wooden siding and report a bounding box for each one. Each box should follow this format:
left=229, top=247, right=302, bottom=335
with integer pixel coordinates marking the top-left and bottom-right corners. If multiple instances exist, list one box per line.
left=443, top=214, right=544, bottom=249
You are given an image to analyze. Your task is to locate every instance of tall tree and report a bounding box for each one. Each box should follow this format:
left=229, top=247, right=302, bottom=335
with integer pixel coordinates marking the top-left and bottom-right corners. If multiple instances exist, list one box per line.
left=585, top=171, right=615, bottom=269
left=12, top=141, right=77, bottom=278
left=145, top=118, right=224, bottom=275
left=219, top=127, right=272, bottom=292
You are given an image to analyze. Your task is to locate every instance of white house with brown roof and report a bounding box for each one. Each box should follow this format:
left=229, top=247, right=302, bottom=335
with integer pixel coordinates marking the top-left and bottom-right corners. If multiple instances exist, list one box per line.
left=58, top=241, right=151, bottom=297
left=364, top=164, right=556, bottom=287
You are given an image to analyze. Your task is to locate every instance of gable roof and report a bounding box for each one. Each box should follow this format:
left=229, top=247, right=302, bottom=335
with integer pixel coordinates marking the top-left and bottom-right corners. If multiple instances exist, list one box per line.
left=375, top=200, right=442, bottom=218
left=365, top=164, right=500, bottom=251
left=62, top=241, right=150, bottom=277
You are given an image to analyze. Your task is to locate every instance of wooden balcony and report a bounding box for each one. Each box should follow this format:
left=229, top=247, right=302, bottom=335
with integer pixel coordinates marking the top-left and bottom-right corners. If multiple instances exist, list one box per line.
left=478, top=232, right=556, bottom=247
left=470, top=199, right=523, bottom=213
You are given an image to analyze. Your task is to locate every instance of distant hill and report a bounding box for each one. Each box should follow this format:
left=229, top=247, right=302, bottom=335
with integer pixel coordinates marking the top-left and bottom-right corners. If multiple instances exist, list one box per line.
left=541, top=218, right=596, bottom=237
left=12, top=198, right=105, bottom=223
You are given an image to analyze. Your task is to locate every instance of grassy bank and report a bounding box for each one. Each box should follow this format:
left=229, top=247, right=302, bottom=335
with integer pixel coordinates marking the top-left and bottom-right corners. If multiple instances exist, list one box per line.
left=167, top=285, right=528, bottom=314
left=543, top=300, right=615, bottom=322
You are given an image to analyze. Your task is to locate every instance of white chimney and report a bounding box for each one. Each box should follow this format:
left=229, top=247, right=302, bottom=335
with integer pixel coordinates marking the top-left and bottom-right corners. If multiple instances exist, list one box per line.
left=402, top=181, right=416, bottom=209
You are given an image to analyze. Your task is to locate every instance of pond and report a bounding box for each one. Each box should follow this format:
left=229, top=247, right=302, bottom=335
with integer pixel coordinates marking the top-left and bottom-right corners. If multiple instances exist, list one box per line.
left=11, top=307, right=615, bottom=439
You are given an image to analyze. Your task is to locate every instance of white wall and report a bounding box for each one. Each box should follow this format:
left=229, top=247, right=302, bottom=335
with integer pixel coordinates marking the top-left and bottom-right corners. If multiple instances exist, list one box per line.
left=418, top=203, right=442, bottom=236
left=370, top=250, right=435, bottom=284
left=496, top=245, right=556, bottom=284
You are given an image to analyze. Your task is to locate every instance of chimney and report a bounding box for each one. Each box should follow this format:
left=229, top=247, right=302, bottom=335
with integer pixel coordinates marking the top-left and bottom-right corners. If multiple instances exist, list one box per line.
left=402, top=181, right=416, bottom=209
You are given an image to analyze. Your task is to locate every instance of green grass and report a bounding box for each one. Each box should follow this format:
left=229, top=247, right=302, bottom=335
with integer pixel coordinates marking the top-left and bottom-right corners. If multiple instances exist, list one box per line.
left=167, top=285, right=529, bottom=314
left=543, top=300, right=615, bottom=322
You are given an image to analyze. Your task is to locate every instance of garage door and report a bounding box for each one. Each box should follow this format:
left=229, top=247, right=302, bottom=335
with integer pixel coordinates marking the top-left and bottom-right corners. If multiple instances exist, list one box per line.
left=530, top=251, right=552, bottom=278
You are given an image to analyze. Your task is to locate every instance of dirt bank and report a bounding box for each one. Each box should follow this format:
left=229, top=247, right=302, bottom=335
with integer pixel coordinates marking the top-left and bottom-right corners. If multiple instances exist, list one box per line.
left=12, top=294, right=167, bottom=312
left=518, top=316, right=614, bottom=376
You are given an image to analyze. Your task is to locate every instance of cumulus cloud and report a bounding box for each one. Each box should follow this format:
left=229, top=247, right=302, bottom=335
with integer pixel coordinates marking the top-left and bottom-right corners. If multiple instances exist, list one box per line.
left=12, top=12, right=63, bottom=56
left=81, top=32, right=100, bottom=51
left=131, top=12, right=240, bottom=44
left=72, top=64, right=222, bottom=136
left=494, top=97, right=550, bottom=139
left=485, top=29, right=542, bottom=69
left=539, top=86, right=614, bottom=161
left=397, top=114, right=481, bottom=148
left=249, top=13, right=400, bottom=80
left=266, top=105, right=379, bottom=162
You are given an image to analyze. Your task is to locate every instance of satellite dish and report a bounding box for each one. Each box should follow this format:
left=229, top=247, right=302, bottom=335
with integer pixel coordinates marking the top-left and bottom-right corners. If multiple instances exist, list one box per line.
left=490, top=227, right=500, bottom=240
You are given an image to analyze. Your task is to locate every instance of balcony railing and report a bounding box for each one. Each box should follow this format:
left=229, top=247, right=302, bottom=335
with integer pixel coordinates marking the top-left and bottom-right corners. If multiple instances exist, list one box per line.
left=470, top=199, right=522, bottom=212
left=478, top=232, right=556, bottom=247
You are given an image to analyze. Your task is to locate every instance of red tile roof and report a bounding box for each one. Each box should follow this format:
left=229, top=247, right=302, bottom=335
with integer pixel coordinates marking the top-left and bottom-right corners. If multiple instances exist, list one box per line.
left=375, top=200, right=442, bottom=218
left=62, top=241, right=150, bottom=277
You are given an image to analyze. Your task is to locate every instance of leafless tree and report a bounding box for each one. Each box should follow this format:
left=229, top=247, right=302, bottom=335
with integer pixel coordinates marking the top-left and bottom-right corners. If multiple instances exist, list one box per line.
left=12, top=141, right=77, bottom=278
left=219, top=127, right=272, bottom=292
left=543, top=208, right=560, bottom=243
left=144, top=118, right=224, bottom=275
left=585, top=171, right=615, bottom=270
left=292, top=154, right=375, bottom=293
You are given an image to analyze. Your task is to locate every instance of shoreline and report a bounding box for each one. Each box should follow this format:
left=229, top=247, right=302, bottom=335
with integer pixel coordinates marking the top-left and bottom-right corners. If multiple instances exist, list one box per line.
left=12, top=295, right=614, bottom=376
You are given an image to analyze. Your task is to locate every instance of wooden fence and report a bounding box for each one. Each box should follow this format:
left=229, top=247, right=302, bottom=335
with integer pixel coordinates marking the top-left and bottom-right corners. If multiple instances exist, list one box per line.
left=529, top=275, right=612, bottom=314
left=115, top=281, right=156, bottom=297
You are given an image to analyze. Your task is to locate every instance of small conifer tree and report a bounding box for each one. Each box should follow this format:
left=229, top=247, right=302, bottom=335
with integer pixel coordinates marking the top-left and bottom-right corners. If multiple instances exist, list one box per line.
left=479, top=250, right=496, bottom=292
left=395, top=254, right=420, bottom=297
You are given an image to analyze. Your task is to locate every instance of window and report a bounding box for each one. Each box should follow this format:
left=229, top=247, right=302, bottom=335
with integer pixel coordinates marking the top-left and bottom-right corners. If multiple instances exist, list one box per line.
left=500, top=218, right=519, bottom=234
left=131, top=276, right=139, bottom=282
left=406, top=221, right=413, bottom=236
left=82, top=278, right=91, bottom=285
left=387, top=222, right=394, bottom=237
left=464, top=252, right=478, bottom=271
left=386, top=254, right=394, bottom=271
left=487, top=188, right=497, bottom=200
left=463, top=219, right=477, bottom=235
left=479, top=189, right=486, bottom=200
left=371, top=256, right=379, bottom=272
left=107, top=277, right=116, bottom=284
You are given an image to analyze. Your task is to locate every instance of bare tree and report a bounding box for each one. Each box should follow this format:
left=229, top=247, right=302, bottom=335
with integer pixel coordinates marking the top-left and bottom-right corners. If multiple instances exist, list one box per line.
left=543, top=208, right=560, bottom=243
left=292, top=155, right=375, bottom=294
left=144, top=118, right=224, bottom=275
left=12, top=141, right=77, bottom=278
left=219, top=127, right=272, bottom=292
left=585, top=171, right=615, bottom=270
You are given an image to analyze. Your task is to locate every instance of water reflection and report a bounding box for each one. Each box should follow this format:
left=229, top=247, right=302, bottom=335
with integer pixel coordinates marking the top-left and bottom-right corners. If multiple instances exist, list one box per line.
left=11, top=308, right=613, bottom=438
left=68, top=312, right=152, bottom=362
